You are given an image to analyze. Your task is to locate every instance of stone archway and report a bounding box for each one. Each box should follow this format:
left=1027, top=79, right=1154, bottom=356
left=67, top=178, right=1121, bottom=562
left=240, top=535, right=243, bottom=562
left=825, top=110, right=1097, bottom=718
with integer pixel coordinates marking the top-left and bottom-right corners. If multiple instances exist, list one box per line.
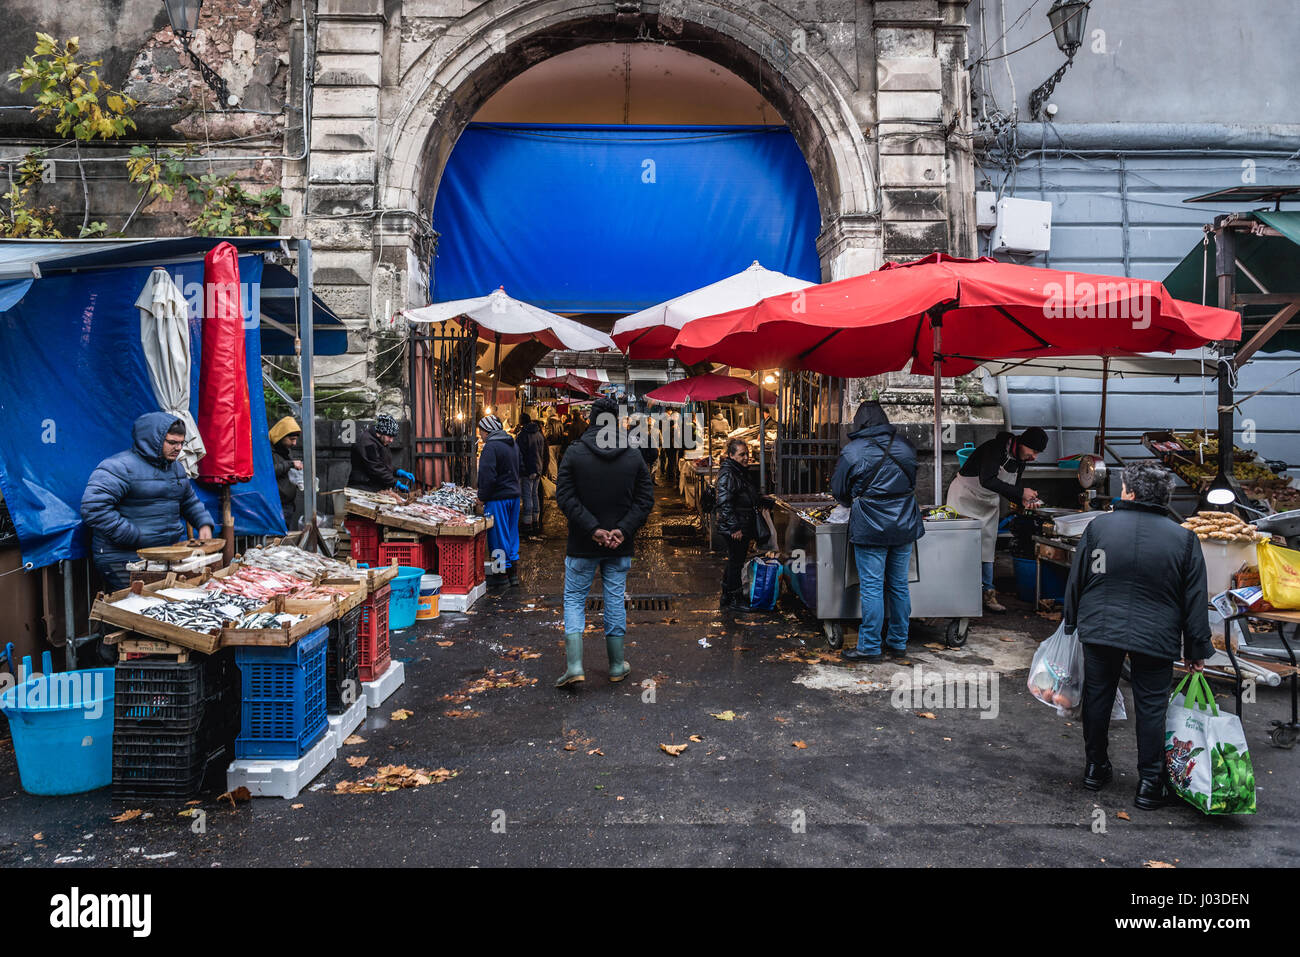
left=378, top=1, right=883, bottom=297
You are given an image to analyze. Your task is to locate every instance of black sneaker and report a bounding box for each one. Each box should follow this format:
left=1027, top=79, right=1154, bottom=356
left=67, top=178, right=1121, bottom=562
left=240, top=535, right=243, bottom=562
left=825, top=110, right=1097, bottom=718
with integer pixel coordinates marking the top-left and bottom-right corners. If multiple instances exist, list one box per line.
left=1083, top=761, right=1113, bottom=791
left=884, top=645, right=910, bottom=659
left=841, top=649, right=883, bottom=663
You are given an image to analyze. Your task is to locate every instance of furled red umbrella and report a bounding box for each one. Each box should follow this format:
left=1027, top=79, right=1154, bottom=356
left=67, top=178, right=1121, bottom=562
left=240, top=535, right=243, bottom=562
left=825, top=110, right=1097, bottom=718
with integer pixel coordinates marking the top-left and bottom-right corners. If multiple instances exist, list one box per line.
left=671, top=253, right=1241, bottom=499
left=196, top=241, right=254, bottom=560
left=645, top=372, right=775, bottom=406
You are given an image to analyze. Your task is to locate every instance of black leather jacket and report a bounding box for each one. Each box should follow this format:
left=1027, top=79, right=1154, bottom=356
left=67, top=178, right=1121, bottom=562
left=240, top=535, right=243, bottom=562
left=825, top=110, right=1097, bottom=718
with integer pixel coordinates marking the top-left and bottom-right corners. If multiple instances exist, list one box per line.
left=714, top=457, right=772, bottom=538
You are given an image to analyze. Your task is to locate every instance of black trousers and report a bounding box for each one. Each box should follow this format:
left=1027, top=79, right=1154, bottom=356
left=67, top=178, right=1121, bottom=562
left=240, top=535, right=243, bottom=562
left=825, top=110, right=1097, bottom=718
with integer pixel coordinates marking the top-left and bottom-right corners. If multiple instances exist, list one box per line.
left=723, top=534, right=752, bottom=595
left=1081, top=642, right=1173, bottom=783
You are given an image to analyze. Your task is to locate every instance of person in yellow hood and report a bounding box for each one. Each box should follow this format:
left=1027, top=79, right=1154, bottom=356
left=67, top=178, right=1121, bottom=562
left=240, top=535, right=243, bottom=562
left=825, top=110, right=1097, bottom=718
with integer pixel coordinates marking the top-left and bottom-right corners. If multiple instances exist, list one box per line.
left=269, top=416, right=302, bottom=528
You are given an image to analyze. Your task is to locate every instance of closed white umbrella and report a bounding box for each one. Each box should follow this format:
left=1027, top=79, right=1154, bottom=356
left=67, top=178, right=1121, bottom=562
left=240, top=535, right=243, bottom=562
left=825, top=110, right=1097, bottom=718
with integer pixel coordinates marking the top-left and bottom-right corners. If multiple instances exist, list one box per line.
left=137, top=267, right=205, bottom=477
left=612, top=261, right=815, bottom=358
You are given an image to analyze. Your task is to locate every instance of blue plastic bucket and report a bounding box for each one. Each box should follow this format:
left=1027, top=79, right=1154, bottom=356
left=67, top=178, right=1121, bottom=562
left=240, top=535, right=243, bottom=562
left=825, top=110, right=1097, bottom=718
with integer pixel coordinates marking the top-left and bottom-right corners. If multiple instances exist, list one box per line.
left=388, top=565, right=426, bottom=630
left=955, top=442, right=976, bottom=467
left=0, top=654, right=115, bottom=795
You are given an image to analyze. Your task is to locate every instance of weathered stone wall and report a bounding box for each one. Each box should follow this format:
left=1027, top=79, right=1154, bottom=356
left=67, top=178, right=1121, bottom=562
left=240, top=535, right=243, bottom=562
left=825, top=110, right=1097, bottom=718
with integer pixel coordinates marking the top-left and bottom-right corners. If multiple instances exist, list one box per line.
left=294, top=0, right=977, bottom=411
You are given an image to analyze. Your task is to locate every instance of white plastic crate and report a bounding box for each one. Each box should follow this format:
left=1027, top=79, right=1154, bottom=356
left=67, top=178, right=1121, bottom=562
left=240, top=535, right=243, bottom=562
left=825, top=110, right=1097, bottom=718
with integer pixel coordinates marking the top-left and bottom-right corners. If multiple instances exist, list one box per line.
left=363, top=658, right=405, bottom=709
left=225, top=729, right=338, bottom=799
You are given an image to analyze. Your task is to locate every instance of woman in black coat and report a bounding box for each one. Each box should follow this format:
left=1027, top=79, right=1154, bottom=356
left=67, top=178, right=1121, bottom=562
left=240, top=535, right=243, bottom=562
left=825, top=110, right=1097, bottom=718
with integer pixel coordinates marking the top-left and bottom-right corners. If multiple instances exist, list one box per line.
left=1063, top=460, right=1212, bottom=810
left=714, top=438, right=773, bottom=606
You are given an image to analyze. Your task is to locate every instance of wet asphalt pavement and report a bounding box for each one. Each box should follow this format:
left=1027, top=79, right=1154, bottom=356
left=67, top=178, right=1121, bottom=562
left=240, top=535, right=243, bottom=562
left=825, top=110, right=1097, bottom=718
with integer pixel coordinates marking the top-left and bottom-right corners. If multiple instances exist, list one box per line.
left=1, top=484, right=1297, bottom=868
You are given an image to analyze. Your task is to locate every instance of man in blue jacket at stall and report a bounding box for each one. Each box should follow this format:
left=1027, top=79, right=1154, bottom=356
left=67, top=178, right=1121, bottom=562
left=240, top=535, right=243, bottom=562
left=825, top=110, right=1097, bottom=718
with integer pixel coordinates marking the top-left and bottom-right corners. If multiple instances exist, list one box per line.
left=831, top=400, right=925, bottom=663
left=477, top=414, right=523, bottom=588
left=81, top=412, right=215, bottom=591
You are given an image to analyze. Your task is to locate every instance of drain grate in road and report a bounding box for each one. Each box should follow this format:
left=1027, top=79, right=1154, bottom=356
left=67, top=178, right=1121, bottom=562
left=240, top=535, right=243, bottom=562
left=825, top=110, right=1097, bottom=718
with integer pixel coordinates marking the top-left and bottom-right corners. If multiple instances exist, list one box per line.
left=586, top=595, right=676, bottom=612
left=659, top=523, right=700, bottom=539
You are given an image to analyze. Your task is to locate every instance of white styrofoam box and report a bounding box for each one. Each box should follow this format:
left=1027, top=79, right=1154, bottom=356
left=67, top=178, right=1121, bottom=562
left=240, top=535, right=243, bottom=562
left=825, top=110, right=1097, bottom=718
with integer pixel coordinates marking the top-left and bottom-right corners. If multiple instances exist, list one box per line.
left=1200, top=540, right=1258, bottom=597
left=225, top=730, right=338, bottom=799
left=326, top=696, right=367, bottom=750
left=363, top=658, right=405, bottom=709
left=991, top=197, right=1052, bottom=254
left=975, top=190, right=997, bottom=229
left=440, top=580, right=486, bottom=613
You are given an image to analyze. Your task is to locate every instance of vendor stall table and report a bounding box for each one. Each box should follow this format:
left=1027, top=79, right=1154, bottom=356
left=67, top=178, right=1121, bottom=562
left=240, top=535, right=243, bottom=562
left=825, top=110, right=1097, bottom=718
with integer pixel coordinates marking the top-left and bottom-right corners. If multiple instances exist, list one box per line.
left=1221, top=608, right=1300, bottom=749
left=777, top=496, right=982, bottom=648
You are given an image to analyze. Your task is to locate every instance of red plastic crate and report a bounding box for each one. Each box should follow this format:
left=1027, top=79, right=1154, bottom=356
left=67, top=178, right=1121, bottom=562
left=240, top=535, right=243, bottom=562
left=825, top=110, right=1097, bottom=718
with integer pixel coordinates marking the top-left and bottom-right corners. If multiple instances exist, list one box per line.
left=422, top=536, right=439, bottom=575
left=473, top=531, right=488, bottom=585
left=358, top=585, right=390, bottom=682
left=344, top=517, right=379, bottom=565
left=436, top=536, right=478, bottom=594
left=378, top=540, right=423, bottom=569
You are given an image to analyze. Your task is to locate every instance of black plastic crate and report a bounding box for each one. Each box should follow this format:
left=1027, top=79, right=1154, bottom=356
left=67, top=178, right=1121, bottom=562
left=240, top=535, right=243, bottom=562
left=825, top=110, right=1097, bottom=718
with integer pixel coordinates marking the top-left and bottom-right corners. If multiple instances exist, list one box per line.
left=327, top=605, right=362, bottom=715
left=114, top=650, right=237, bottom=731
left=111, top=703, right=239, bottom=801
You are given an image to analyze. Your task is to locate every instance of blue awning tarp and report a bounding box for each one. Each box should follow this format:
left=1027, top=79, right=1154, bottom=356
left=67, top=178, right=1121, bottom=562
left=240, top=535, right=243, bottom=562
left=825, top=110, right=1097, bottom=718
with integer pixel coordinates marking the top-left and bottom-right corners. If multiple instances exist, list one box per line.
left=430, top=124, right=822, bottom=313
left=0, top=254, right=286, bottom=569
left=259, top=263, right=349, bottom=356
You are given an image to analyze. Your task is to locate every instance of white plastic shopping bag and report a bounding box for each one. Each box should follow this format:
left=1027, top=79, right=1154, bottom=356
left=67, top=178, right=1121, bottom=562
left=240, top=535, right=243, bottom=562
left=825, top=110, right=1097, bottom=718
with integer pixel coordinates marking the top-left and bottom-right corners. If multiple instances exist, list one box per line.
left=1027, top=623, right=1084, bottom=717
left=1165, top=673, right=1256, bottom=815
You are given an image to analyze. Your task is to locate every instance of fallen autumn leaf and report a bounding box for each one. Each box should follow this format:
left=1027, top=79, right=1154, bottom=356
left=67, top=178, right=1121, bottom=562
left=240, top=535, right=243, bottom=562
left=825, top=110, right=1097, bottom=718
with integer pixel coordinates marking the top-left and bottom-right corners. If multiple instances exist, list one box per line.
left=660, top=743, right=688, bottom=756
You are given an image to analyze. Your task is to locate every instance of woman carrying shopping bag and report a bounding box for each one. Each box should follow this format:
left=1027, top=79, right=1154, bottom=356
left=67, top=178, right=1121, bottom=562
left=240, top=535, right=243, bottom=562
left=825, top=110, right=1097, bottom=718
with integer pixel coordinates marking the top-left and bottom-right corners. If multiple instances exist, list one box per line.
left=1062, top=461, right=1213, bottom=809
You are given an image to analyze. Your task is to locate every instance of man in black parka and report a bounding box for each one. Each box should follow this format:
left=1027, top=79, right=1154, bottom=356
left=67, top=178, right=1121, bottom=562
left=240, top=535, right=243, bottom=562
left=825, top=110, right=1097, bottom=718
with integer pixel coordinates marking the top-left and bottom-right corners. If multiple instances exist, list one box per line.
left=1064, top=460, right=1211, bottom=810
left=554, top=397, right=654, bottom=688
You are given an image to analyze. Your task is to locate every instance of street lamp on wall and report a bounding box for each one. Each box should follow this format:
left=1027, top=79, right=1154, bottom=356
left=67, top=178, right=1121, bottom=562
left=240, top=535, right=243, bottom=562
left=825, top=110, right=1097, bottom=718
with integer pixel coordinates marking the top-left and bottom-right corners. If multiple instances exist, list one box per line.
left=163, top=0, right=239, bottom=107
left=1028, top=0, right=1090, bottom=120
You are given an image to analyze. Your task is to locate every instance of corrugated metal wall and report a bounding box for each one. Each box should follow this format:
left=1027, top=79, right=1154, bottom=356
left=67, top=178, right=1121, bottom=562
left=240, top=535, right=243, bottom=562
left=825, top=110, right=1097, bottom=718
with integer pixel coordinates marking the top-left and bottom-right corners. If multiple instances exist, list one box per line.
left=993, top=153, right=1300, bottom=471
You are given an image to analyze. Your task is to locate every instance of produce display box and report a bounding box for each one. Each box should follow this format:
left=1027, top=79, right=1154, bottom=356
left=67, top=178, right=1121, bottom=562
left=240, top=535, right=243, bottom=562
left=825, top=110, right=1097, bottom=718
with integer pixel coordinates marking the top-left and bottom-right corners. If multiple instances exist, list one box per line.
left=219, top=596, right=340, bottom=648
left=114, top=651, right=237, bottom=732
left=357, top=585, right=390, bottom=682
left=343, top=499, right=382, bottom=521
left=326, top=605, right=362, bottom=715
left=377, top=540, right=425, bottom=569
left=196, top=563, right=369, bottom=615
left=343, top=515, right=380, bottom=564
left=435, top=516, right=489, bottom=537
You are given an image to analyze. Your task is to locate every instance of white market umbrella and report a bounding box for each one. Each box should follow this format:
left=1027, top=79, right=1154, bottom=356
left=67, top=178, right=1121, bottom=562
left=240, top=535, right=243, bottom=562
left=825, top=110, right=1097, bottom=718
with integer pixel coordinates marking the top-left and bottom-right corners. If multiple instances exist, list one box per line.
left=612, top=261, right=815, bottom=359
left=137, top=267, right=205, bottom=477
left=404, top=288, right=615, bottom=352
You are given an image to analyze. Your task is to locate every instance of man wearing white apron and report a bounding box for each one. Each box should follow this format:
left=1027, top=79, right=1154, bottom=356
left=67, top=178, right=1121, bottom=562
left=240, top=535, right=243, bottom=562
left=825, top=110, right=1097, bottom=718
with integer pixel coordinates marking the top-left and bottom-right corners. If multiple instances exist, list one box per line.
left=946, top=427, right=1049, bottom=612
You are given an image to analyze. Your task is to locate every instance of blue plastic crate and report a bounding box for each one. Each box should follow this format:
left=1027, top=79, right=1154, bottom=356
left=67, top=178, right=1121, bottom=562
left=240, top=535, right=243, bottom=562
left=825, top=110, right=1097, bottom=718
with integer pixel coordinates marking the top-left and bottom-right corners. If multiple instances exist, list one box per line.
left=234, top=626, right=329, bottom=760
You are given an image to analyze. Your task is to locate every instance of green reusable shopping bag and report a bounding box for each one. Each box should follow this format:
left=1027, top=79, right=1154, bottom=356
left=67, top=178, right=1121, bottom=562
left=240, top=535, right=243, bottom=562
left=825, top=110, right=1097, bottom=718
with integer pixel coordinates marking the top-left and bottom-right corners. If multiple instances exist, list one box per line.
left=1165, top=673, right=1257, bottom=815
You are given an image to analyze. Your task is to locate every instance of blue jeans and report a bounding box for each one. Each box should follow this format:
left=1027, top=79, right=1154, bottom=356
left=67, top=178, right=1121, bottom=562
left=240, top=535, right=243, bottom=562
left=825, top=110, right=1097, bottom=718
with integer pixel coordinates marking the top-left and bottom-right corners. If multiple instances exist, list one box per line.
left=521, top=475, right=540, bottom=524
left=854, top=543, right=913, bottom=654
left=564, top=555, right=632, bottom=637
left=982, top=561, right=994, bottom=591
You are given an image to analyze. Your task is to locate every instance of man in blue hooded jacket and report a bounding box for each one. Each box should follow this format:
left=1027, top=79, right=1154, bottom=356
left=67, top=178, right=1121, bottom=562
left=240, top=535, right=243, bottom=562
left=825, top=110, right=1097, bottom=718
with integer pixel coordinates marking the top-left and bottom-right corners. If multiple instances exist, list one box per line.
left=831, top=401, right=925, bottom=662
left=81, top=412, right=215, bottom=591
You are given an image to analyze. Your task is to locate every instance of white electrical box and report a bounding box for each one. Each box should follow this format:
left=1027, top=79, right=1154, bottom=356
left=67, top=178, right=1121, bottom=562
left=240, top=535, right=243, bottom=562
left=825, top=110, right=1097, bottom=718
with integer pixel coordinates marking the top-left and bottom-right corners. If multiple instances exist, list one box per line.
left=975, top=190, right=997, bottom=230
left=991, top=197, right=1052, bottom=254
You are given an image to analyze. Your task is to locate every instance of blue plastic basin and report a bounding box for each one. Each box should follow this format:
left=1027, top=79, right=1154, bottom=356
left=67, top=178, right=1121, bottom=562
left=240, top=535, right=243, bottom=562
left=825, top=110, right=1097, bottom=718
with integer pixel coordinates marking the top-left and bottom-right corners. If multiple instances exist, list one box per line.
left=388, top=565, right=426, bottom=630
left=0, top=657, right=115, bottom=795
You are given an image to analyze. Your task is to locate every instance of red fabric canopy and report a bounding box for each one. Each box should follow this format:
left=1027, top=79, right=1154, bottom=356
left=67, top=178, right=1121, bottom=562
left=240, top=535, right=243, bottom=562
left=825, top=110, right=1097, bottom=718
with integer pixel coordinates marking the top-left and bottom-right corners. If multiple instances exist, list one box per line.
left=671, top=253, right=1242, bottom=376
left=646, top=373, right=776, bottom=405
left=196, top=242, right=253, bottom=484
left=525, top=372, right=601, bottom=396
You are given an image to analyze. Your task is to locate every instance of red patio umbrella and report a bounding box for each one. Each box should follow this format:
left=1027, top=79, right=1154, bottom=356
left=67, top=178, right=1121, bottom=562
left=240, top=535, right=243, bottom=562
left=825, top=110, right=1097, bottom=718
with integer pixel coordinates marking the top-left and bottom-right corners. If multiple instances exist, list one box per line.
left=671, top=253, right=1241, bottom=376
left=645, top=373, right=775, bottom=405
left=671, top=253, right=1241, bottom=500
left=525, top=372, right=600, bottom=397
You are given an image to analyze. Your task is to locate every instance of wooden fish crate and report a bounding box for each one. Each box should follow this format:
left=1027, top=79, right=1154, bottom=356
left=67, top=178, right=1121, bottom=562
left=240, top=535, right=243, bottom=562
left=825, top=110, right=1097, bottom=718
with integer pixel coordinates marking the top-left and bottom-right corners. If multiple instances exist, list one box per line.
left=90, top=576, right=223, bottom=655
left=219, top=595, right=340, bottom=648
left=435, top=516, right=489, bottom=538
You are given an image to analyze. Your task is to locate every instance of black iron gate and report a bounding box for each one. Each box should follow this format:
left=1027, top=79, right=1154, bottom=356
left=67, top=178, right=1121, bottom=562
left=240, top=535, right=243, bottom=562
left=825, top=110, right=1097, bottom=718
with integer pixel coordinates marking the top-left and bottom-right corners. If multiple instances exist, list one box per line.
left=776, top=371, right=845, bottom=495
left=409, top=320, right=477, bottom=487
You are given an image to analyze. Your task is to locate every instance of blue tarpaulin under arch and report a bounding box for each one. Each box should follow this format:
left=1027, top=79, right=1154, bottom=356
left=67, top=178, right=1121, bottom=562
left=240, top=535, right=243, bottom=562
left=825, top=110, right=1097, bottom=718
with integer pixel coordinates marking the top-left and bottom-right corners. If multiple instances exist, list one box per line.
left=431, top=124, right=823, bottom=312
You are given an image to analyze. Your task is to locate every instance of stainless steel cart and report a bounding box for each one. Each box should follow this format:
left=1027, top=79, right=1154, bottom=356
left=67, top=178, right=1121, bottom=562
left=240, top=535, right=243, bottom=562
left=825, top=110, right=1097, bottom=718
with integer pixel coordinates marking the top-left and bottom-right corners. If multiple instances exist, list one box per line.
left=778, top=496, right=983, bottom=649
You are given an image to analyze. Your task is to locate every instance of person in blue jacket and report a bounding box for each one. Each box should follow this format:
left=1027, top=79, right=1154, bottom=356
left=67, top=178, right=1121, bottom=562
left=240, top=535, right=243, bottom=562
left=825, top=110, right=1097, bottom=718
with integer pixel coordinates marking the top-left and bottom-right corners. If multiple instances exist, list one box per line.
left=831, top=400, right=925, bottom=663
left=477, top=414, right=522, bottom=588
left=81, top=412, right=215, bottom=591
